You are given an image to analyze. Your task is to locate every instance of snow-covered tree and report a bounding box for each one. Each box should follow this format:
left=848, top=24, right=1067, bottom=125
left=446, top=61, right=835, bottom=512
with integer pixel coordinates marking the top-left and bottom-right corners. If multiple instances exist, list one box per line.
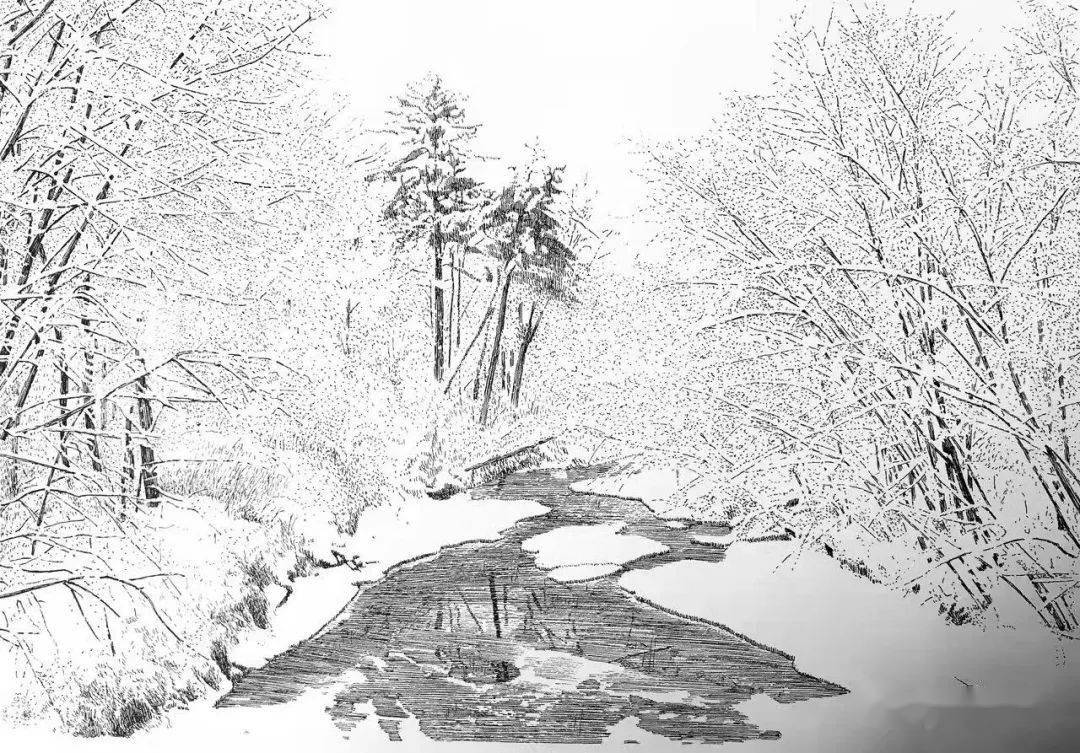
left=0, top=0, right=322, bottom=673
left=475, top=155, right=573, bottom=423
left=638, top=3, right=1080, bottom=632
left=378, top=75, right=482, bottom=381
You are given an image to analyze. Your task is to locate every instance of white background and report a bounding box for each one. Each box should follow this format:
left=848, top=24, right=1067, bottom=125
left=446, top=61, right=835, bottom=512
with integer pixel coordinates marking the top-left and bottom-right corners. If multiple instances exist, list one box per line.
left=315, top=0, right=1023, bottom=221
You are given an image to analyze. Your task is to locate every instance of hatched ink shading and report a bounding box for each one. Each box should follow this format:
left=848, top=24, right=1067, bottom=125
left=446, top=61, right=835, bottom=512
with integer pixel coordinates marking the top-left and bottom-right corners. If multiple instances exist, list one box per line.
left=2, top=1, right=1078, bottom=750
left=219, top=468, right=846, bottom=743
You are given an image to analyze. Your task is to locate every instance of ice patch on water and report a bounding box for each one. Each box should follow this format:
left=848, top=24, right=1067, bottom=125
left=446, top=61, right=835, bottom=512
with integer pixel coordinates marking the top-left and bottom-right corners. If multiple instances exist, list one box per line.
left=547, top=563, right=622, bottom=582
left=522, top=522, right=669, bottom=570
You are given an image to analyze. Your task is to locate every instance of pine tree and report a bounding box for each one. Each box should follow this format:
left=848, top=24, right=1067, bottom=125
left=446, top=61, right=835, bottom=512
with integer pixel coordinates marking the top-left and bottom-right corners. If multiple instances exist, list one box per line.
left=477, top=154, right=573, bottom=423
left=379, top=75, right=482, bottom=381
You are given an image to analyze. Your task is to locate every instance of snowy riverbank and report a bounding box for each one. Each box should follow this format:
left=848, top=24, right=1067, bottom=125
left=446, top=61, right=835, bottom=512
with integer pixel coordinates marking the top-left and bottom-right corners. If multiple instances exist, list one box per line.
left=621, top=540, right=1080, bottom=753
left=228, top=478, right=1080, bottom=753
left=0, top=491, right=549, bottom=751
left=236, top=491, right=550, bottom=667
left=8, top=468, right=1077, bottom=752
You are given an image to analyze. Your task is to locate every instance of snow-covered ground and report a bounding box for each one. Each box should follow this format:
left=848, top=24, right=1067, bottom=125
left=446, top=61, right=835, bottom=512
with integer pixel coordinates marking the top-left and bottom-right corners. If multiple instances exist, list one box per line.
left=0, top=492, right=550, bottom=752
left=127, top=525, right=1080, bottom=753
left=621, top=540, right=1080, bottom=753
left=8, top=483, right=1077, bottom=752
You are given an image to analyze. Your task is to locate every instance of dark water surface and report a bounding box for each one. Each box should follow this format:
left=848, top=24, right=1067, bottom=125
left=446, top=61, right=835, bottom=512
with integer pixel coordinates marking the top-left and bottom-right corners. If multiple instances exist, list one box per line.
left=219, top=468, right=846, bottom=744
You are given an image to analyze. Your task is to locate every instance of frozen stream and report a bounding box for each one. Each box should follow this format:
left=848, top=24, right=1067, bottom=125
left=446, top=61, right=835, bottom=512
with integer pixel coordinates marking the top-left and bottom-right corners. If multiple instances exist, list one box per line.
left=217, top=468, right=846, bottom=744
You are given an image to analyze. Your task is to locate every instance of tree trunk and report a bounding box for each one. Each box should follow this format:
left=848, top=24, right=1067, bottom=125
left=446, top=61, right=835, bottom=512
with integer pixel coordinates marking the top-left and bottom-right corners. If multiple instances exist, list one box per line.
left=0, top=207, right=53, bottom=378
left=432, top=227, right=446, bottom=381
left=455, top=262, right=462, bottom=348
left=511, top=306, right=542, bottom=408
left=343, top=299, right=351, bottom=355
left=135, top=375, right=160, bottom=505
left=488, top=574, right=502, bottom=638
left=479, top=264, right=513, bottom=425
left=473, top=334, right=488, bottom=401
left=82, top=325, right=103, bottom=473
left=56, top=330, right=71, bottom=469
left=446, top=245, right=455, bottom=367
left=510, top=334, right=533, bottom=408
left=0, top=335, right=44, bottom=441
left=5, top=432, right=16, bottom=498
left=123, top=415, right=135, bottom=516
left=444, top=301, right=495, bottom=395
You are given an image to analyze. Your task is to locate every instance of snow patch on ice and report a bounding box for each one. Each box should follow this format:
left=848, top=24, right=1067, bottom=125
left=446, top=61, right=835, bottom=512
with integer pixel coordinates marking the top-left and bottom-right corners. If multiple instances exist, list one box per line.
left=522, top=521, right=669, bottom=570
left=569, top=468, right=680, bottom=503
left=690, top=532, right=736, bottom=547
left=512, top=647, right=625, bottom=692
left=547, top=563, right=622, bottom=582
left=569, top=466, right=707, bottom=520
left=342, top=494, right=549, bottom=578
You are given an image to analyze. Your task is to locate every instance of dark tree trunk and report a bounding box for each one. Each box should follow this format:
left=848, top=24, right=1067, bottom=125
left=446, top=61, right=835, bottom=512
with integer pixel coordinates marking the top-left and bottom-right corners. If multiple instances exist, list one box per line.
left=510, top=346, right=527, bottom=407
left=510, top=332, right=534, bottom=408
left=0, top=334, right=44, bottom=441
left=56, top=329, right=71, bottom=470
left=432, top=227, right=446, bottom=381
left=473, top=334, right=488, bottom=401
left=135, top=375, right=160, bottom=505
left=455, top=262, right=462, bottom=348
left=479, top=264, right=513, bottom=425
left=0, top=206, right=54, bottom=378
left=510, top=305, right=542, bottom=408
left=344, top=299, right=351, bottom=355
left=123, top=416, right=135, bottom=515
left=446, top=246, right=455, bottom=367
left=0, top=233, right=7, bottom=286
left=488, top=573, right=502, bottom=638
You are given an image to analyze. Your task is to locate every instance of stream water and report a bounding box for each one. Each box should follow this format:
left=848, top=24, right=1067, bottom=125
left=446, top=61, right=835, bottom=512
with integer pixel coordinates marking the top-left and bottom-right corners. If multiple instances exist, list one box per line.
left=218, top=468, right=846, bottom=744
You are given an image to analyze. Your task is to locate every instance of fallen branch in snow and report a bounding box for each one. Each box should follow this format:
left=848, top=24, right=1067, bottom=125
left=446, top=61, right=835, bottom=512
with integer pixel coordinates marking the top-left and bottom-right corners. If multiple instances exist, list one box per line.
left=463, top=436, right=556, bottom=474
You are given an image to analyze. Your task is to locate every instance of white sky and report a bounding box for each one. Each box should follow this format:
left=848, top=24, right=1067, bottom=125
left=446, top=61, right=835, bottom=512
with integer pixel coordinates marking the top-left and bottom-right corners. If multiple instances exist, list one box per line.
left=313, top=0, right=1025, bottom=220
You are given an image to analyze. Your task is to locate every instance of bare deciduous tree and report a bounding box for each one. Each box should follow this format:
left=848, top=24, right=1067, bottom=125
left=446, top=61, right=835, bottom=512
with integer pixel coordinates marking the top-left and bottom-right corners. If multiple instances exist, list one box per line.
left=641, top=3, right=1080, bottom=632
left=0, top=0, right=319, bottom=644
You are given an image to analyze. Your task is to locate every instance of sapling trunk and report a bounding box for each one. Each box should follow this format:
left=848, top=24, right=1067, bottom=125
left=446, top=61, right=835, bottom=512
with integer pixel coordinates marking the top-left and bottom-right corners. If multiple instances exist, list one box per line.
left=56, top=330, right=71, bottom=470
left=455, top=263, right=463, bottom=347
left=473, top=334, right=488, bottom=401
left=446, top=245, right=455, bottom=366
left=510, top=306, right=542, bottom=408
left=443, top=297, right=495, bottom=395
left=479, top=264, right=513, bottom=425
left=510, top=343, right=527, bottom=407
left=501, top=349, right=509, bottom=394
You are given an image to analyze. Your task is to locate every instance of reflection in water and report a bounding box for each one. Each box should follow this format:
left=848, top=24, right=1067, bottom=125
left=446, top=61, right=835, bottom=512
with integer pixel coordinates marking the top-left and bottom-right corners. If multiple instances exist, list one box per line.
left=219, top=468, right=846, bottom=744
